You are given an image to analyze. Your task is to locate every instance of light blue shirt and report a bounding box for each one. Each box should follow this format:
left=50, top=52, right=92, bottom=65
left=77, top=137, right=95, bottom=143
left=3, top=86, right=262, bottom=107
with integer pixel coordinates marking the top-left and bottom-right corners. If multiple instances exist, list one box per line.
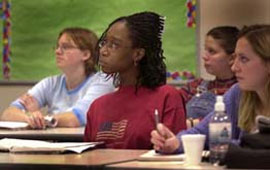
left=11, top=72, right=114, bottom=125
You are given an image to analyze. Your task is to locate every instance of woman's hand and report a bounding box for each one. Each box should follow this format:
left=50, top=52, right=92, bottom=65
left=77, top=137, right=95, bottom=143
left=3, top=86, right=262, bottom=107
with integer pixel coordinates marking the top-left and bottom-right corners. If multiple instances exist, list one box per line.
left=19, top=94, right=39, bottom=112
left=26, top=111, right=46, bottom=129
left=151, top=123, right=180, bottom=154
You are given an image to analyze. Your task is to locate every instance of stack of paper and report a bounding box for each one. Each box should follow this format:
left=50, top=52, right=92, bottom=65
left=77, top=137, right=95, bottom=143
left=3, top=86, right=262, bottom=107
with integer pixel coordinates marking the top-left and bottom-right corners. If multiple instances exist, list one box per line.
left=138, top=150, right=185, bottom=161
left=0, top=138, right=102, bottom=153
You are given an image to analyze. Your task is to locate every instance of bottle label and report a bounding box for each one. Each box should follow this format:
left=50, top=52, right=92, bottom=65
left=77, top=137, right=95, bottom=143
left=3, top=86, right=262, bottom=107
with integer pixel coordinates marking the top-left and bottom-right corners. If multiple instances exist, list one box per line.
left=209, top=123, right=231, bottom=144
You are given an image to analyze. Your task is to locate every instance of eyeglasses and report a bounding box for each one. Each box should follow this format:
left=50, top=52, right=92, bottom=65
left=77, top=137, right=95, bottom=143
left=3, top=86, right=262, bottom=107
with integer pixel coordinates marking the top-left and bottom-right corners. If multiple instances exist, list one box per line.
left=98, top=39, right=132, bottom=52
left=54, top=43, right=79, bottom=53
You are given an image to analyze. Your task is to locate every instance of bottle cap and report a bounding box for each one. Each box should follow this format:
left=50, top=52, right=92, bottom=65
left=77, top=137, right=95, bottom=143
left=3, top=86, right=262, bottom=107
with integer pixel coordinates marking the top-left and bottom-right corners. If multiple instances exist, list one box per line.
left=215, top=95, right=225, bottom=111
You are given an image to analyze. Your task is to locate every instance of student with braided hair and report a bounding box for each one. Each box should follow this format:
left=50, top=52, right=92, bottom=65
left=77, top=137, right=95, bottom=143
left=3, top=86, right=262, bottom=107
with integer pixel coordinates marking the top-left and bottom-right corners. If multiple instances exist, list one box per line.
left=84, top=11, right=186, bottom=149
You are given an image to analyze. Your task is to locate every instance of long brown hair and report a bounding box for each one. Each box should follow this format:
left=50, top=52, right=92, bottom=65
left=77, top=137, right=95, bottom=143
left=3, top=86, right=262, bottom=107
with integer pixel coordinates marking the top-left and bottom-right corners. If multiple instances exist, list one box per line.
left=238, top=25, right=270, bottom=132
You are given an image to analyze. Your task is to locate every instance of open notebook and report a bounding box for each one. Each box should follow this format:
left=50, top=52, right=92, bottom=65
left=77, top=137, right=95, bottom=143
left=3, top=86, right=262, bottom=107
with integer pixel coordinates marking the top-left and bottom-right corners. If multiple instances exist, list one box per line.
left=138, top=150, right=185, bottom=161
left=0, top=138, right=103, bottom=153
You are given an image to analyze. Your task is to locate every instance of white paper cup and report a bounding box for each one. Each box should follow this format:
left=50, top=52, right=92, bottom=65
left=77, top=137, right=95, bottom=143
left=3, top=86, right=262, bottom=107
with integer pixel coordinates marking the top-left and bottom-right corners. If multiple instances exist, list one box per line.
left=181, top=134, right=206, bottom=165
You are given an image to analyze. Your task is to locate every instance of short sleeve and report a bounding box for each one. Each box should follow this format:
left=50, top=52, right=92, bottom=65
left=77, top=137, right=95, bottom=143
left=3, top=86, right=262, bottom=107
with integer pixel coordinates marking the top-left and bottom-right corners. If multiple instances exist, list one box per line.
left=10, top=76, right=54, bottom=110
left=72, top=73, right=114, bottom=125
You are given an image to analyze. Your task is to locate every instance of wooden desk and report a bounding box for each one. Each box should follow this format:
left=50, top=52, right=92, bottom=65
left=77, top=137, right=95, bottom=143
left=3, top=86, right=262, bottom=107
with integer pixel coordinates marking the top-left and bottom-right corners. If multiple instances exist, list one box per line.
left=106, top=160, right=224, bottom=170
left=0, top=127, right=84, bottom=142
left=0, top=149, right=147, bottom=170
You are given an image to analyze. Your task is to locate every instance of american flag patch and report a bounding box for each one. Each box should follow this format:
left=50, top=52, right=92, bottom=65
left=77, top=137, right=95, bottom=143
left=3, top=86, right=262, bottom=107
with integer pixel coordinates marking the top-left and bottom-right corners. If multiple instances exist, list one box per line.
left=96, top=120, right=128, bottom=141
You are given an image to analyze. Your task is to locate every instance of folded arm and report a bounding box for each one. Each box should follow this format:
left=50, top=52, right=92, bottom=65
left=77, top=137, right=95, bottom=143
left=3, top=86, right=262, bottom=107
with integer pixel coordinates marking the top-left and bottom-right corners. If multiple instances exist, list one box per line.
left=1, top=106, right=29, bottom=122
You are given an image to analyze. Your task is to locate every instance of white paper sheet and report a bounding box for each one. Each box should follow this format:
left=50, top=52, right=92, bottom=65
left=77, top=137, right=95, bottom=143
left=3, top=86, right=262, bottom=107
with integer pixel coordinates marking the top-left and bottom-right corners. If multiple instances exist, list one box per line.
left=0, top=138, right=102, bottom=153
left=138, top=150, right=185, bottom=161
left=0, top=121, right=28, bottom=129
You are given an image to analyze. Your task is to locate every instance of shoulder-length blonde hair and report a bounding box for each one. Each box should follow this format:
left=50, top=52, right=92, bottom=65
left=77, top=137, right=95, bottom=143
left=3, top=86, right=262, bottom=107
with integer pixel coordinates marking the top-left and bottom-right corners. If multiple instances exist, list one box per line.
left=238, top=25, right=270, bottom=132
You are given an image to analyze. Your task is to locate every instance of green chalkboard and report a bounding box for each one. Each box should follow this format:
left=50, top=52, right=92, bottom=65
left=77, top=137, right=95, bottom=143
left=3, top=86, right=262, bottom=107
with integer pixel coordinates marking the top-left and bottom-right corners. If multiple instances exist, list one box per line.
left=0, top=0, right=196, bottom=81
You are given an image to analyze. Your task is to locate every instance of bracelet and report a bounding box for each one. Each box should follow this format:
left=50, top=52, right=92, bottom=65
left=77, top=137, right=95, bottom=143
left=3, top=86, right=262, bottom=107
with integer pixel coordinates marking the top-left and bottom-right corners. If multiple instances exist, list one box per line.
left=188, top=118, right=194, bottom=128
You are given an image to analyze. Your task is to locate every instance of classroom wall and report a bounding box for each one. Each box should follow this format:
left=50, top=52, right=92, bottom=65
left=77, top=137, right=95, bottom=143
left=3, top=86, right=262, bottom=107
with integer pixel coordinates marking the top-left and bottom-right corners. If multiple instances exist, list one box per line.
left=0, top=85, right=32, bottom=114
left=1, top=0, right=270, bottom=112
left=197, top=0, right=270, bottom=79
left=0, top=0, right=196, bottom=81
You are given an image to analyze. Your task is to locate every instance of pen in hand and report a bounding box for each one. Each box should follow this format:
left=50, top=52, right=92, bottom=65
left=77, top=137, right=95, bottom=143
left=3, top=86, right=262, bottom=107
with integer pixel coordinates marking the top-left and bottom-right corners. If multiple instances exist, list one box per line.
left=153, top=109, right=178, bottom=154
left=154, top=109, right=167, bottom=139
left=154, top=109, right=159, bottom=129
left=155, top=109, right=169, bottom=153
left=154, top=109, right=160, bottom=153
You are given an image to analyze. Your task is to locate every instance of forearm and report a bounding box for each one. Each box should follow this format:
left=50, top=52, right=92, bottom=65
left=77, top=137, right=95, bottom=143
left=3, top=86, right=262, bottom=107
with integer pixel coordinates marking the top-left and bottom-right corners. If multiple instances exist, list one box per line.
left=53, top=112, right=81, bottom=127
left=0, top=106, right=29, bottom=122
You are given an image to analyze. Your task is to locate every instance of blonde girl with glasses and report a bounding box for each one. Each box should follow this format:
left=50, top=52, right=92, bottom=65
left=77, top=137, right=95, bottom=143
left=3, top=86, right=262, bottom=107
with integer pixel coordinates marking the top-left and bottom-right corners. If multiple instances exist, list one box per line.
left=1, top=27, right=114, bottom=129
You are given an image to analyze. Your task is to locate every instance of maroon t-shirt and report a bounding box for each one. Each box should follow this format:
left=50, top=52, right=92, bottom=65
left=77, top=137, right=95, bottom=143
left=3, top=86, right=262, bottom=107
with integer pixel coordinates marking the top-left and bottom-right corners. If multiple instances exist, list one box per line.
left=84, top=84, right=186, bottom=149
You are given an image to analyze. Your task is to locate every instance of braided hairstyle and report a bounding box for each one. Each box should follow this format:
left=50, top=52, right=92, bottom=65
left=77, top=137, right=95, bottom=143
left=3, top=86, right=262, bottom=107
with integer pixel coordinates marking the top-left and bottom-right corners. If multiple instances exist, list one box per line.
left=97, top=11, right=167, bottom=89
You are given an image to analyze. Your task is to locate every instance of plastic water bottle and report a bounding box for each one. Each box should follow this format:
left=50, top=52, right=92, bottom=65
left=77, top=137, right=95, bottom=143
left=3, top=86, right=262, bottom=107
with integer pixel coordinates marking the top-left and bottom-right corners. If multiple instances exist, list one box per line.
left=209, top=95, right=231, bottom=165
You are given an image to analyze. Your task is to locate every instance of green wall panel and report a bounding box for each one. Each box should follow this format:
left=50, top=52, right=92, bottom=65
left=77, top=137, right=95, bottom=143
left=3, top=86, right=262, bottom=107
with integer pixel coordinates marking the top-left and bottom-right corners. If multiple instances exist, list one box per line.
left=1, top=0, right=196, bottom=81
